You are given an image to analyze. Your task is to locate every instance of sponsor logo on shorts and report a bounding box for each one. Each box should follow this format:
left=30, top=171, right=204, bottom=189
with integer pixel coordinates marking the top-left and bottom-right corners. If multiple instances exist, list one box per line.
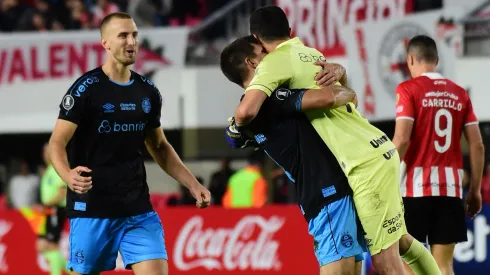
left=364, top=237, right=373, bottom=248
left=313, top=239, right=319, bottom=251
left=75, top=250, right=84, bottom=264
left=341, top=232, right=354, bottom=248
left=370, top=135, right=389, bottom=148
left=383, top=211, right=403, bottom=234
left=383, top=148, right=397, bottom=160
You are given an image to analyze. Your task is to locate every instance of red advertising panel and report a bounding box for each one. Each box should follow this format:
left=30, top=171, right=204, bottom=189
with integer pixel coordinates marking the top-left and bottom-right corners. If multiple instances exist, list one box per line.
left=0, top=206, right=318, bottom=274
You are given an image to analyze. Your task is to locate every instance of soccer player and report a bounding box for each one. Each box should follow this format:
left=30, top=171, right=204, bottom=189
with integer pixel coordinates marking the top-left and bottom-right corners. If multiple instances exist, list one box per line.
left=232, top=6, right=441, bottom=275
left=37, top=143, right=68, bottom=275
left=220, top=35, right=365, bottom=275
left=393, top=35, right=484, bottom=275
left=48, top=12, right=211, bottom=275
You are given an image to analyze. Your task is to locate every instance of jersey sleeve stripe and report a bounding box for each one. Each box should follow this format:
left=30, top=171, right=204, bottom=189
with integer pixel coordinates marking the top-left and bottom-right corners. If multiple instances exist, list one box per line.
left=465, top=121, right=479, bottom=126
left=396, top=116, right=414, bottom=121
left=247, top=84, right=274, bottom=95
left=68, top=72, right=101, bottom=96
left=295, top=90, right=307, bottom=111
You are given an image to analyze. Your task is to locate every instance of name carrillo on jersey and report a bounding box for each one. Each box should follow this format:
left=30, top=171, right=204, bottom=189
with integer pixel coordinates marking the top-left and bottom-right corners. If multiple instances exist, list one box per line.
left=422, top=91, right=463, bottom=111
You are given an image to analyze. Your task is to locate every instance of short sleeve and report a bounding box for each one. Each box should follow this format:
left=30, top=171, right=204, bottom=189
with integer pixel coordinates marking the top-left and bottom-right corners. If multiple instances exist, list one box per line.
left=245, top=52, right=293, bottom=96
left=270, top=88, right=307, bottom=115
left=58, top=74, right=98, bottom=124
left=464, top=94, right=478, bottom=126
left=147, top=85, right=163, bottom=129
left=395, top=83, right=415, bottom=121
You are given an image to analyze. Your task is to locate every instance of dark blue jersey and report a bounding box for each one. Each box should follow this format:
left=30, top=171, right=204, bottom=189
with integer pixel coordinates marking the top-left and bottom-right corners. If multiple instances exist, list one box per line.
left=243, top=88, right=352, bottom=221
left=58, top=67, right=162, bottom=218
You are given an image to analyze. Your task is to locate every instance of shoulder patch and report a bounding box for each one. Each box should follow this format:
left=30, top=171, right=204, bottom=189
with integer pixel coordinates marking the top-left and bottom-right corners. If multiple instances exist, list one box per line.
left=275, top=88, right=292, bottom=100
left=62, top=95, right=75, bottom=110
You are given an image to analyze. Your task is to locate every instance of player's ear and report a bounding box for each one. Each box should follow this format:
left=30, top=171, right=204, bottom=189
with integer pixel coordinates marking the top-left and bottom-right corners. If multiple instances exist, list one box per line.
left=101, top=38, right=110, bottom=50
left=408, top=54, right=414, bottom=66
left=245, top=57, right=257, bottom=69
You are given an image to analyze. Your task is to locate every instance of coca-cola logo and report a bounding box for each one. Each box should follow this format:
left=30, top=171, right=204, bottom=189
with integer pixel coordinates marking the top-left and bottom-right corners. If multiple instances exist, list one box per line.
left=173, top=215, right=285, bottom=271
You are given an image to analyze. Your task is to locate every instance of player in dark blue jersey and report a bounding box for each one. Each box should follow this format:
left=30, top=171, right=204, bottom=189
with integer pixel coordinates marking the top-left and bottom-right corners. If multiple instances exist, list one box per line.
left=48, top=12, right=211, bottom=275
left=220, top=36, right=367, bottom=275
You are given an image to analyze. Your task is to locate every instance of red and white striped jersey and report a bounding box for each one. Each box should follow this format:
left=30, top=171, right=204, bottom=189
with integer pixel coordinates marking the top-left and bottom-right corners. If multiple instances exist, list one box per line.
left=396, top=72, right=478, bottom=198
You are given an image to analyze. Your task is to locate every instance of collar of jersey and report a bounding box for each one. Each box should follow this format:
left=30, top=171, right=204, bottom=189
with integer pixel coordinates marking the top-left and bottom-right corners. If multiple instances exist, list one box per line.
left=421, top=72, right=444, bottom=79
left=276, top=37, right=303, bottom=50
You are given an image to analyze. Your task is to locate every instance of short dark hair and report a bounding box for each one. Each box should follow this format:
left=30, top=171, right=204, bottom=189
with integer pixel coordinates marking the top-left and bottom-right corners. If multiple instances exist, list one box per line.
left=220, top=35, right=261, bottom=88
left=249, top=5, right=290, bottom=42
left=100, top=12, right=133, bottom=35
left=406, top=35, right=438, bottom=64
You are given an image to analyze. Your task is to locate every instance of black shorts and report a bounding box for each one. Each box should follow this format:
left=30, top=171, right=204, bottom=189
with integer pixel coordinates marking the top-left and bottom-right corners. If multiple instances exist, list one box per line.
left=38, top=207, right=67, bottom=243
left=403, top=197, right=468, bottom=245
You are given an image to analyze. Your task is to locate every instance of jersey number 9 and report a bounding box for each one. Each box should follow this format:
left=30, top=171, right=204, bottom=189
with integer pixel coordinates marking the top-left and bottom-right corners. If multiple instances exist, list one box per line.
left=434, top=109, right=453, bottom=153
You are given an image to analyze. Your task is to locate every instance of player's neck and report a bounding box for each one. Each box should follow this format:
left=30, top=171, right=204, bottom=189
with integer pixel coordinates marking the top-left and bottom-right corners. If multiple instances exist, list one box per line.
left=102, top=61, right=131, bottom=83
left=264, top=38, right=289, bottom=52
left=413, top=64, right=437, bottom=78
left=242, top=69, right=254, bottom=88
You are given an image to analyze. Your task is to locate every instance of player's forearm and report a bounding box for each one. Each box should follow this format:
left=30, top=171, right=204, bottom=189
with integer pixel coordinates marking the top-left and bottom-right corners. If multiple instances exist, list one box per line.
left=235, top=89, right=268, bottom=127
left=331, top=86, right=356, bottom=108
left=48, top=140, right=72, bottom=184
left=301, top=86, right=355, bottom=111
left=396, top=142, right=409, bottom=160
left=148, top=141, right=200, bottom=190
left=339, top=71, right=348, bottom=86
left=235, top=106, right=256, bottom=126
left=392, top=137, right=410, bottom=160
left=468, top=142, right=485, bottom=193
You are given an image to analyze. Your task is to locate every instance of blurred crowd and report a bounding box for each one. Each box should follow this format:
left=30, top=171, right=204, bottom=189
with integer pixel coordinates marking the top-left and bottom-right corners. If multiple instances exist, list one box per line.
left=0, top=145, right=297, bottom=210
left=1, top=143, right=490, bottom=212
left=0, top=0, right=228, bottom=32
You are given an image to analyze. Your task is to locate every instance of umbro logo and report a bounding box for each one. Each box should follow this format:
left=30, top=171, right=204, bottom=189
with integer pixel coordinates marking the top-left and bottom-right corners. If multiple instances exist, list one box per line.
left=103, top=103, right=115, bottom=113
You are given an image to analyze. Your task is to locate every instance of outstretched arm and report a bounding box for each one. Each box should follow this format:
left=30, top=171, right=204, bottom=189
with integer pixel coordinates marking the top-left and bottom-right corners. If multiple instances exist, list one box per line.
left=145, top=127, right=211, bottom=208
left=299, top=86, right=357, bottom=111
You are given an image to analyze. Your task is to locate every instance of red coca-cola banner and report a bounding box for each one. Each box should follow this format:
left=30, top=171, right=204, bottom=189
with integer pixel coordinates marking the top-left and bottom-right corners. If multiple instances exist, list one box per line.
left=0, top=206, right=318, bottom=274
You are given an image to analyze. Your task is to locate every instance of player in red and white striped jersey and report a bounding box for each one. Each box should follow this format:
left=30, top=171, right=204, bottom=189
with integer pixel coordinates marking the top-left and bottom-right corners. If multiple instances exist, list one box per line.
left=393, top=35, right=484, bottom=275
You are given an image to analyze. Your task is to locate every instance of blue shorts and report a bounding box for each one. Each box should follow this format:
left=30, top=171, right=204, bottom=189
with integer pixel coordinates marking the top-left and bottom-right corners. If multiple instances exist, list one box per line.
left=308, top=196, right=367, bottom=267
left=67, top=211, right=167, bottom=274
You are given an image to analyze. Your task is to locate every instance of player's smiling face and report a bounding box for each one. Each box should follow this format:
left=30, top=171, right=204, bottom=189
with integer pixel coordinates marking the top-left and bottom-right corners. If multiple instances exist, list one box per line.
left=103, top=18, right=139, bottom=66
